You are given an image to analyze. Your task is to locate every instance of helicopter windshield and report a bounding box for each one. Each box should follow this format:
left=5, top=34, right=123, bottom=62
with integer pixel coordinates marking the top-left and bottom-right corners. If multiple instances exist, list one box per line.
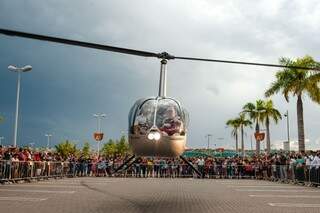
left=129, top=97, right=188, bottom=137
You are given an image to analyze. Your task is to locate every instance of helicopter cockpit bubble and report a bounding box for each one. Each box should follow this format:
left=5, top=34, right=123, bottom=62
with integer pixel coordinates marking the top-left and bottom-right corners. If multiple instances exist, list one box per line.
left=128, top=97, right=189, bottom=157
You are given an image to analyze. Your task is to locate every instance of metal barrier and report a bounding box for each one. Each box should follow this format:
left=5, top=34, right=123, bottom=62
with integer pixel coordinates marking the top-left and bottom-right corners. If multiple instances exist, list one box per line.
left=309, top=166, right=320, bottom=186
left=1, top=160, right=319, bottom=186
left=110, top=162, right=320, bottom=185
left=0, top=160, right=70, bottom=182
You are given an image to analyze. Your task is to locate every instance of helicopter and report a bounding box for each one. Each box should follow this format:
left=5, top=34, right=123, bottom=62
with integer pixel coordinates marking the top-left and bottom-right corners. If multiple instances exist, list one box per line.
left=128, top=58, right=189, bottom=158
left=0, top=28, right=318, bottom=176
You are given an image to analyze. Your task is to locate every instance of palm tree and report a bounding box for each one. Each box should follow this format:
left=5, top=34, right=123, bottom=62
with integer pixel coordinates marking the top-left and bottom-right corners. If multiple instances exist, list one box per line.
left=237, top=114, right=252, bottom=156
left=265, top=55, right=320, bottom=152
left=242, top=99, right=265, bottom=154
left=226, top=118, right=240, bottom=153
left=260, top=100, right=282, bottom=154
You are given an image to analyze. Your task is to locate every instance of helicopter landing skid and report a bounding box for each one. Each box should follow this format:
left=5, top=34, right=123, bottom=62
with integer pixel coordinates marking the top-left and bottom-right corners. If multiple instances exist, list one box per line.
left=113, top=155, right=136, bottom=173
left=179, top=155, right=203, bottom=178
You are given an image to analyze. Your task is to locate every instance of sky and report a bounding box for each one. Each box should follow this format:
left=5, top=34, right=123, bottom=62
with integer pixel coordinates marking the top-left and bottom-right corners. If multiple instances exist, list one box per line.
left=0, top=0, right=319, bottom=150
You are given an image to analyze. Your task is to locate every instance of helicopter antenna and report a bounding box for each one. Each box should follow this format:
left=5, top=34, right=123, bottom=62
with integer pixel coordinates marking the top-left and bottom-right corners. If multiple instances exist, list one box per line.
left=158, top=59, right=167, bottom=97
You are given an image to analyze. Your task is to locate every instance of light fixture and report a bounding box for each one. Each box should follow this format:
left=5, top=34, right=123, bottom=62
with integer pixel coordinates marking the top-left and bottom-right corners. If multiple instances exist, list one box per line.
left=147, top=127, right=161, bottom=141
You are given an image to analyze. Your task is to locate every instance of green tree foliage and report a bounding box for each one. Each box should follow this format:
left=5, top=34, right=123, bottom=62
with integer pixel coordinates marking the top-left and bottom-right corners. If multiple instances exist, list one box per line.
left=82, top=141, right=90, bottom=159
left=0, top=115, right=4, bottom=124
left=242, top=99, right=265, bottom=154
left=116, top=136, right=129, bottom=156
left=265, top=55, right=320, bottom=151
left=260, top=100, right=282, bottom=154
left=226, top=118, right=240, bottom=153
left=101, top=139, right=117, bottom=157
left=101, top=137, right=130, bottom=157
left=55, top=140, right=77, bottom=159
left=237, top=114, right=252, bottom=156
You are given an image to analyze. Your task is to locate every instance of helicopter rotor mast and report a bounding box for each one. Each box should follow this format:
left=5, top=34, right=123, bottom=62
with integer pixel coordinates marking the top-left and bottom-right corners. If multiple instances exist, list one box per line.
left=157, top=52, right=175, bottom=97
left=158, top=59, right=167, bottom=97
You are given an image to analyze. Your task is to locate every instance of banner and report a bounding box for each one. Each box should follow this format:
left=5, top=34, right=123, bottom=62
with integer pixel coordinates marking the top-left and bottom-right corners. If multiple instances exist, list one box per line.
left=94, top=132, right=104, bottom=141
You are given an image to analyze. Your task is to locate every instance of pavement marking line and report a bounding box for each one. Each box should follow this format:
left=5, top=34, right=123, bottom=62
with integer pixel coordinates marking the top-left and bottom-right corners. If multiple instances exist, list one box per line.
left=2, top=185, right=85, bottom=188
left=268, top=203, right=320, bottom=208
left=236, top=189, right=320, bottom=193
left=250, top=194, right=320, bottom=198
left=228, top=185, right=303, bottom=189
left=80, top=182, right=119, bottom=185
left=35, top=180, right=117, bottom=184
left=221, top=183, right=276, bottom=185
left=0, top=189, right=75, bottom=194
left=0, top=196, right=48, bottom=201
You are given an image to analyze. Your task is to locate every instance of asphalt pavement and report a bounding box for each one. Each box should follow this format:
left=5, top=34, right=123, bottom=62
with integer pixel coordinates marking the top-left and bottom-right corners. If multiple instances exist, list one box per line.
left=0, top=177, right=320, bottom=213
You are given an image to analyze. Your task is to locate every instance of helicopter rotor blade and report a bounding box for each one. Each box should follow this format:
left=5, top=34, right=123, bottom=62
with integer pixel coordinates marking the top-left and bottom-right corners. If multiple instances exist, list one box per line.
left=1, top=28, right=319, bottom=71
left=174, top=56, right=320, bottom=71
left=0, top=28, right=158, bottom=58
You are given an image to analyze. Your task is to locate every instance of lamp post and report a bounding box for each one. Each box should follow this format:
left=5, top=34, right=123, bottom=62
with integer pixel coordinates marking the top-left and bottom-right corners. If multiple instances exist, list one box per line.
left=93, top=113, right=106, bottom=155
left=45, top=134, right=52, bottom=149
left=205, top=134, right=212, bottom=150
left=0, top=136, right=4, bottom=145
left=284, top=110, right=290, bottom=150
left=8, top=65, right=32, bottom=147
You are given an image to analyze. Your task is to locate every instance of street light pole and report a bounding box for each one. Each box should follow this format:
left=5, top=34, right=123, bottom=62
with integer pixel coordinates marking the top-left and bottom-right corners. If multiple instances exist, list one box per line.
left=8, top=65, right=32, bottom=147
left=0, top=136, right=4, bottom=145
left=205, top=134, right=212, bottom=150
left=45, top=134, right=52, bottom=149
left=284, top=110, right=290, bottom=149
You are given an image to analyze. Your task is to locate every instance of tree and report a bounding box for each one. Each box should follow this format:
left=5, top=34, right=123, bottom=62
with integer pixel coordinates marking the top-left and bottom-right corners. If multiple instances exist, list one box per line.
left=242, top=99, right=265, bottom=154
left=101, top=139, right=117, bottom=157
left=226, top=118, right=240, bottom=153
left=116, top=136, right=130, bottom=156
left=237, top=114, right=252, bottom=156
left=260, top=100, right=282, bottom=154
left=265, top=55, right=320, bottom=151
left=0, top=115, right=4, bottom=124
left=55, top=140, right=77, bottom=159
left=82, top=141, right=90, bottom=159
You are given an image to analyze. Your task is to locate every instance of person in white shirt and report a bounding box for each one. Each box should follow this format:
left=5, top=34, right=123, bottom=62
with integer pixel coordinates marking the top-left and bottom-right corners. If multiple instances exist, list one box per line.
left=310, top=152, right=320, bottom=186
left=196, top=157, right=205, bottom=178
left=311, top=153, right=320, bottom=169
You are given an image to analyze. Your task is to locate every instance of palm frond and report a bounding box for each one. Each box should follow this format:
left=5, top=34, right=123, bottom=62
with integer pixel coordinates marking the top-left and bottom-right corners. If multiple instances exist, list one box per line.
left=306, top=82, right=320, bottom=104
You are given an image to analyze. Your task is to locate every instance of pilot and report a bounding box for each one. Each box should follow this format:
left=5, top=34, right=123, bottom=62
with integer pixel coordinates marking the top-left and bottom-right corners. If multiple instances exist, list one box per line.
left=160, top=107, right=182, bottom=136
left=133, top=110, right=150, bottom=134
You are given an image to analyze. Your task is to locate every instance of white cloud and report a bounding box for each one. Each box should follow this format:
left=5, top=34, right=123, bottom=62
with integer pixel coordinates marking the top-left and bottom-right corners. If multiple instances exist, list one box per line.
left=0, top=0, right=319, bottom=148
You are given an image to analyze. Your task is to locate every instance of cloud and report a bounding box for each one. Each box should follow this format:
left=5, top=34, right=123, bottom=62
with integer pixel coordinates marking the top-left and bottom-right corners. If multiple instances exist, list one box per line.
left=206, top=85, right=220, bottom=96
left=0, top=0, right=319, bottom=149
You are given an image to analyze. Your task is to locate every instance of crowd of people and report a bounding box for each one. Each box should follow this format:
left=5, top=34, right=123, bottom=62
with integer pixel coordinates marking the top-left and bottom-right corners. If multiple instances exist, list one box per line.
left=1, top=145, right=320, bottom=186
left=0, top=146, right=63, bottom=162
left=95, top=152, right=320, bottom=185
